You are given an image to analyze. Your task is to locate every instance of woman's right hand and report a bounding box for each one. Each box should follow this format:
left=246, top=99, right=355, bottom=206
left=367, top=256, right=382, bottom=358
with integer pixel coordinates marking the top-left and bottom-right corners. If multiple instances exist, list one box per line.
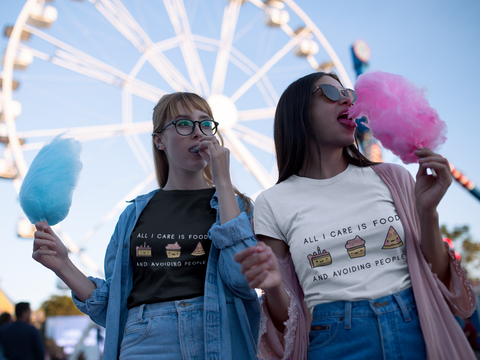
left=234, top=241, right=282, bottom=290
left=32, top=220, right=70, bottom=274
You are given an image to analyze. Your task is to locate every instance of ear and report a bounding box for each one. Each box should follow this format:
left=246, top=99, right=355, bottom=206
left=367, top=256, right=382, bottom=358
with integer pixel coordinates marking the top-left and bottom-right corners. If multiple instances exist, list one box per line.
left=153, top=134, right=166, bottom=150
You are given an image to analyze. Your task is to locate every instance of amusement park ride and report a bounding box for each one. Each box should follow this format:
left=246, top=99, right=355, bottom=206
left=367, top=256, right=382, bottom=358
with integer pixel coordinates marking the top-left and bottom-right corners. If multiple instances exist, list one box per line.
left=1, top=0, right=479, bottom=280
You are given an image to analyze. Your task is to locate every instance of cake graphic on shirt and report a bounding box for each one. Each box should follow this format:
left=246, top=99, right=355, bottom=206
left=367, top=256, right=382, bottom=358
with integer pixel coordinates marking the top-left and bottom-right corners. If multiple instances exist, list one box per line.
left=307, top=246, right=332, bottom=268
left=136, top=242, right=152, bottom=257
left=165, top=242, right=181, bottom=258
left=382, top=226, right=404, bottom=249
left=191, top=242, right=205, bottom=256
left=345, top=236, right=366, bottom=259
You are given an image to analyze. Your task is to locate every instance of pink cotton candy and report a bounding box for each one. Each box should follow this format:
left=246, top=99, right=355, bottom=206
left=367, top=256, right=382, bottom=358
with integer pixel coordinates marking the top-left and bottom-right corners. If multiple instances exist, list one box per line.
left=348, top=71, right=447, bottom=164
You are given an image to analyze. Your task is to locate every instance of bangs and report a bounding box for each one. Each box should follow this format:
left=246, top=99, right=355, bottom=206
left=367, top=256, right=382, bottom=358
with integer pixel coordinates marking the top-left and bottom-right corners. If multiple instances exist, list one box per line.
left=166, top=93, right=213, bottom=121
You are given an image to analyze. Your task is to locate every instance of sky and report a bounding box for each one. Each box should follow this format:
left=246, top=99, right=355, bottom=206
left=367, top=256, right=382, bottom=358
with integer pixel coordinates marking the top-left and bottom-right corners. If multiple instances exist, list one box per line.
left=0, top=0, right=479, bottom=311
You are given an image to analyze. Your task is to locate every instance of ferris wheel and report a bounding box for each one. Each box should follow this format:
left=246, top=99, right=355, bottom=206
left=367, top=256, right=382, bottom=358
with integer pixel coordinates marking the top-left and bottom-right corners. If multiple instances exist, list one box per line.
left=1, top=0, right=354, bottom=276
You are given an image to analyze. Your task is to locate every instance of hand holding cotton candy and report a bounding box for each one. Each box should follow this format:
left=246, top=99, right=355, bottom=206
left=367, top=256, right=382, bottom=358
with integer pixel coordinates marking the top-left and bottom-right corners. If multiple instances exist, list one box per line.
left=19, top=135, right=82, bottom=226
left=348, top=71, right=447, bottom=164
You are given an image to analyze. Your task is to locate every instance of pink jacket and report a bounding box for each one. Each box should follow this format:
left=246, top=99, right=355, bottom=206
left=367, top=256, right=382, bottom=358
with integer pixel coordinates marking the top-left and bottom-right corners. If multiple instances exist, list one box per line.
left=258, top=163, right=476, bottom=360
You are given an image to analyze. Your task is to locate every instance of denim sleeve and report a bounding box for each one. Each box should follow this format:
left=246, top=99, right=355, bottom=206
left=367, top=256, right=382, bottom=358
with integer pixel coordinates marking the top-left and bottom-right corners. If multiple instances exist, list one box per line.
left=208, top=198, right=258, bottom=300
left=71, top=218, right=122, bottom=327
left=71, top=277, right=110, bottom=327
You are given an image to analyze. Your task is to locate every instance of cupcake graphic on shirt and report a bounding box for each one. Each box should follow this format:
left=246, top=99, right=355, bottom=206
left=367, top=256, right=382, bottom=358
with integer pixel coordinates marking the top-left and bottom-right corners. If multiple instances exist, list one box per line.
left=166, top=242, right=181, bottom=258
left=345, top=236, right=366, bottom=259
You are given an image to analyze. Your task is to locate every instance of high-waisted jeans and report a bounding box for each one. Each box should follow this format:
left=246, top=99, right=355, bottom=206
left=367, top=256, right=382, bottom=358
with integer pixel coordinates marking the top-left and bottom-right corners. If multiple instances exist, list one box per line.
left=308, top=287, right=427, bottom=360
left=119, top=296, right=204, bottom=360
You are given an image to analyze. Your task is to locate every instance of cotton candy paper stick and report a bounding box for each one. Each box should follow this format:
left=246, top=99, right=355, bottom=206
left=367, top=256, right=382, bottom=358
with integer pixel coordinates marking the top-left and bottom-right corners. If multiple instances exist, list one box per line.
left=348, top=71, right=447, bottom=164
left=19, top=134, right=82, bottom=226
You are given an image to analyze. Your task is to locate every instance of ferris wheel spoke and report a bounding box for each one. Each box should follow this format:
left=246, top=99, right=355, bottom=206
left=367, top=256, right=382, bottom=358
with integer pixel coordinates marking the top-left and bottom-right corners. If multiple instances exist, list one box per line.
left=248, top=0, right=266, bottom=9
left=124, top=134, right=152, bottom=173
left=211, top=0, right=242, bottom=95
left=282, top=0, right=353, bottom=88
left=232, top=124, right=275, bottom=155
left=77, top=172, right=156, bottom=248
left=53, top=228, right=104, bottom=275
left=163, top=0, right=210, bottom=95
left=16, top=122, right=153, bottom=151
left=22, top=25, right=166, bottom=102
left=227, top=47, right=278, bottom=104
left=221, top=128, right=275, bottom=189
left=237, top=107, right=275, bottom=121
left=90, top=0, right=151, bottom=51
left=230, top=27, right=311, bottom=102
left=89, top=0, right=193, bottom=91
left=306, top=54, right=319, bottom=69
left=191, top=35, right=279, bottom=105
left=121, top=88, right=152, bottom=172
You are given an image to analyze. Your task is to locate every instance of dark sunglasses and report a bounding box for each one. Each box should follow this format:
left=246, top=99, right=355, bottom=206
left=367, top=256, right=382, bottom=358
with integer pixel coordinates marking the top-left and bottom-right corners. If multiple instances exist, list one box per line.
left=311, top=84, right=357, bottom=104
left=154, top=119, right=219, bottom=136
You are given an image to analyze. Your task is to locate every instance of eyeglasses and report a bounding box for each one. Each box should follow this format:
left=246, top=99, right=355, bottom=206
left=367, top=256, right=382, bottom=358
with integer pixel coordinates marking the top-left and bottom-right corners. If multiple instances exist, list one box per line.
left=311, top=84, right=357, bottom=104
left=154, top=119, right=219, bottom=136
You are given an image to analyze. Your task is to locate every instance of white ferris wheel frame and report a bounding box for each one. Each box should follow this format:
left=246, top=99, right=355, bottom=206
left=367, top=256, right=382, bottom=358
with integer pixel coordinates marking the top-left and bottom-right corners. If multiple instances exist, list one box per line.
left=2, top=0, right=354, bottom=276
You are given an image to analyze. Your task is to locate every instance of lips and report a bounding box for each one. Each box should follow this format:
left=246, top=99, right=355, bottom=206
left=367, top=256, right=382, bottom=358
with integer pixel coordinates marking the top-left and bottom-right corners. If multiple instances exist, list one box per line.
left=189, top=144, right=200, bottom=153
left=337, top=110, right=357, bottom=129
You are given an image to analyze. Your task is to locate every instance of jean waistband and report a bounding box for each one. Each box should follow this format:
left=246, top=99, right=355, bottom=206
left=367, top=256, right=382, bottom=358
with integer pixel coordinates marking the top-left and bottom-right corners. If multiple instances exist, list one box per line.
left=127, top=295, right=204, bottom=322
left=312, top=287, right=415, bottom=329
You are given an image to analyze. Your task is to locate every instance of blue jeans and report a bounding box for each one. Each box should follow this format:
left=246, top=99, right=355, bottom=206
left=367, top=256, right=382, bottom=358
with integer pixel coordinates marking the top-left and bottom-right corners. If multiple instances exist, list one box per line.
left=308, top=287, right=427, bottom=360
left=119, top=296, right=204, bottom=360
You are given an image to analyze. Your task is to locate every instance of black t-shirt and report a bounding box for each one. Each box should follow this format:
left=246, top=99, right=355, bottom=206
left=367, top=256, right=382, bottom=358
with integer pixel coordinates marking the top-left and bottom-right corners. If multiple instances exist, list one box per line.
left=127, top=188, right=216, bottom=308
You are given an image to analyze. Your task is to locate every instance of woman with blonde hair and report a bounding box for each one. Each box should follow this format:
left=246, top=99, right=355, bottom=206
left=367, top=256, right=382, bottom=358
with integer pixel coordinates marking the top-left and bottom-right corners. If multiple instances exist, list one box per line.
left=33, top=92, right=260, bottom=359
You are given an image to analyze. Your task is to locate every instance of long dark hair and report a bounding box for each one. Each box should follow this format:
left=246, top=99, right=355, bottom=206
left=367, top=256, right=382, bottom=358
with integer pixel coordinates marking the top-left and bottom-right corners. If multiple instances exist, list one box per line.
left=152, top=92, right=251, bottom=213
left=274, top=72, right=378, bottom=184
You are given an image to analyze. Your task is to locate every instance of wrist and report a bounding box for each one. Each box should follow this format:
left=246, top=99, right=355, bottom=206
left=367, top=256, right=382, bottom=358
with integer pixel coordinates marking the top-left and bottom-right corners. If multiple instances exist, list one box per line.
left=214, top=180, right=235, bottom=193
left=416, top=206, right=439, bottom=223
left=54, top=258, right=75, bottom=279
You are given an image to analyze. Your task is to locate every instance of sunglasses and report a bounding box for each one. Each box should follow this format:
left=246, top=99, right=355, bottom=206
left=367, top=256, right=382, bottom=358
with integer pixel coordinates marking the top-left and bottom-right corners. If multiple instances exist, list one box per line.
left=311, top=84, right=357, bottom=104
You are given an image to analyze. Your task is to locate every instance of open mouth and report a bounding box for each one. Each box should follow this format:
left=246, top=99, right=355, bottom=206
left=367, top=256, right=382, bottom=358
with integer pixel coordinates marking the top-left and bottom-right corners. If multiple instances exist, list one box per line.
left=189, top=145, right=200, bottom=153
left=337, top=112, right=357, bottom=129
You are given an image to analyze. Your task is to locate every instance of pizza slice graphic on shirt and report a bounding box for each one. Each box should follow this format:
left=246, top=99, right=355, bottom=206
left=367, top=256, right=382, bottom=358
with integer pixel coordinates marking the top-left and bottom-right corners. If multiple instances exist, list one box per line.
left=382, top=226, right=404, bottom=249
left=191, top=242, right=205, bottom=256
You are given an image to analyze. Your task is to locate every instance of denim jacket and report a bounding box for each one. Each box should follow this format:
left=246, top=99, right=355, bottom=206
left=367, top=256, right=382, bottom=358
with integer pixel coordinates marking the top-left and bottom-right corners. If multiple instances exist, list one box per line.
left=72, top=189, right=260, bottom=360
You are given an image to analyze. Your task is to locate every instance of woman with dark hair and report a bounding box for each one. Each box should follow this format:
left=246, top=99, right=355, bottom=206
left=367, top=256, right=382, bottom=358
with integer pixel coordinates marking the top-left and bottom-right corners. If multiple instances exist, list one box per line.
left=235, top=72, right=475, bottom=359
left=32, top=92, right=260, bottom=359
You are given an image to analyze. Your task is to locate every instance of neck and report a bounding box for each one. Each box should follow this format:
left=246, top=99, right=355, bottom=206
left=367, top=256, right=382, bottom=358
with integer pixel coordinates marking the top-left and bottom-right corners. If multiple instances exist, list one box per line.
left=17, top=315, right=29, bottom=323
left=162, top=168, right=209, bottom=191
left=300, top=146, right=349, bottom=179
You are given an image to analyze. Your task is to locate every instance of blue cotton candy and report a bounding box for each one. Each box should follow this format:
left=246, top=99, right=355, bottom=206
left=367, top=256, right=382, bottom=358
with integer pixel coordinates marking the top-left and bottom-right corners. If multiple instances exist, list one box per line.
left=19, top=134, right=82, bottom=226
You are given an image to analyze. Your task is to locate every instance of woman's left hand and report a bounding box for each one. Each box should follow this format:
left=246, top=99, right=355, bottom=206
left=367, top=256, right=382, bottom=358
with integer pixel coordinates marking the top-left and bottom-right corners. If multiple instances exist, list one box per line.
left=196, top=136, right=231, bottom=187
left=414, top=147, right=452, bottom=214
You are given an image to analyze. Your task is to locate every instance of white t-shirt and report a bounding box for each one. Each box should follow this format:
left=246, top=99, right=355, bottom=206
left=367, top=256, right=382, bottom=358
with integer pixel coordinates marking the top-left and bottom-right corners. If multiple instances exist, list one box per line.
left=254, top=164, right=411, bottom=311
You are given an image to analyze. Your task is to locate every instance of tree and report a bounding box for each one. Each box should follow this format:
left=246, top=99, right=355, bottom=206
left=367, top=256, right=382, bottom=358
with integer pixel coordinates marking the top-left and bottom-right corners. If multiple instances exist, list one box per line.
left=41, top=295, right=83, bottom=317
left=441, top=224, right=480, bottom=281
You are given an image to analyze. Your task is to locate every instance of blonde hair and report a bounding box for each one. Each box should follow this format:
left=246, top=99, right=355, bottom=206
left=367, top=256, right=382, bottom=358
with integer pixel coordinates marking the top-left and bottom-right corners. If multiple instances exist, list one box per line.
left=152, top=92, right=252, bottom=213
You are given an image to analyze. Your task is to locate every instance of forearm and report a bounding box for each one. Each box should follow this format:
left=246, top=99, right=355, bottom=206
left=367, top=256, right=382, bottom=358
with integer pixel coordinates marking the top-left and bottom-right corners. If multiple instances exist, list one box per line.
left=55, top=260, right=97, bottom=302
left=215, top=180, right=241, bottom=224
left=418, top=209, right=451, bottom=286
left=265, top=283, right=291, bottom=333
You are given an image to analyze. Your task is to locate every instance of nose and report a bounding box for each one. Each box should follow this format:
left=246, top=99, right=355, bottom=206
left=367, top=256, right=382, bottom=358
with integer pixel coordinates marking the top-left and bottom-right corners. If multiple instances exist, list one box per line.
left=340, top=94, right=352, bottom=106
left=191, top=122, right=203, bottom=137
